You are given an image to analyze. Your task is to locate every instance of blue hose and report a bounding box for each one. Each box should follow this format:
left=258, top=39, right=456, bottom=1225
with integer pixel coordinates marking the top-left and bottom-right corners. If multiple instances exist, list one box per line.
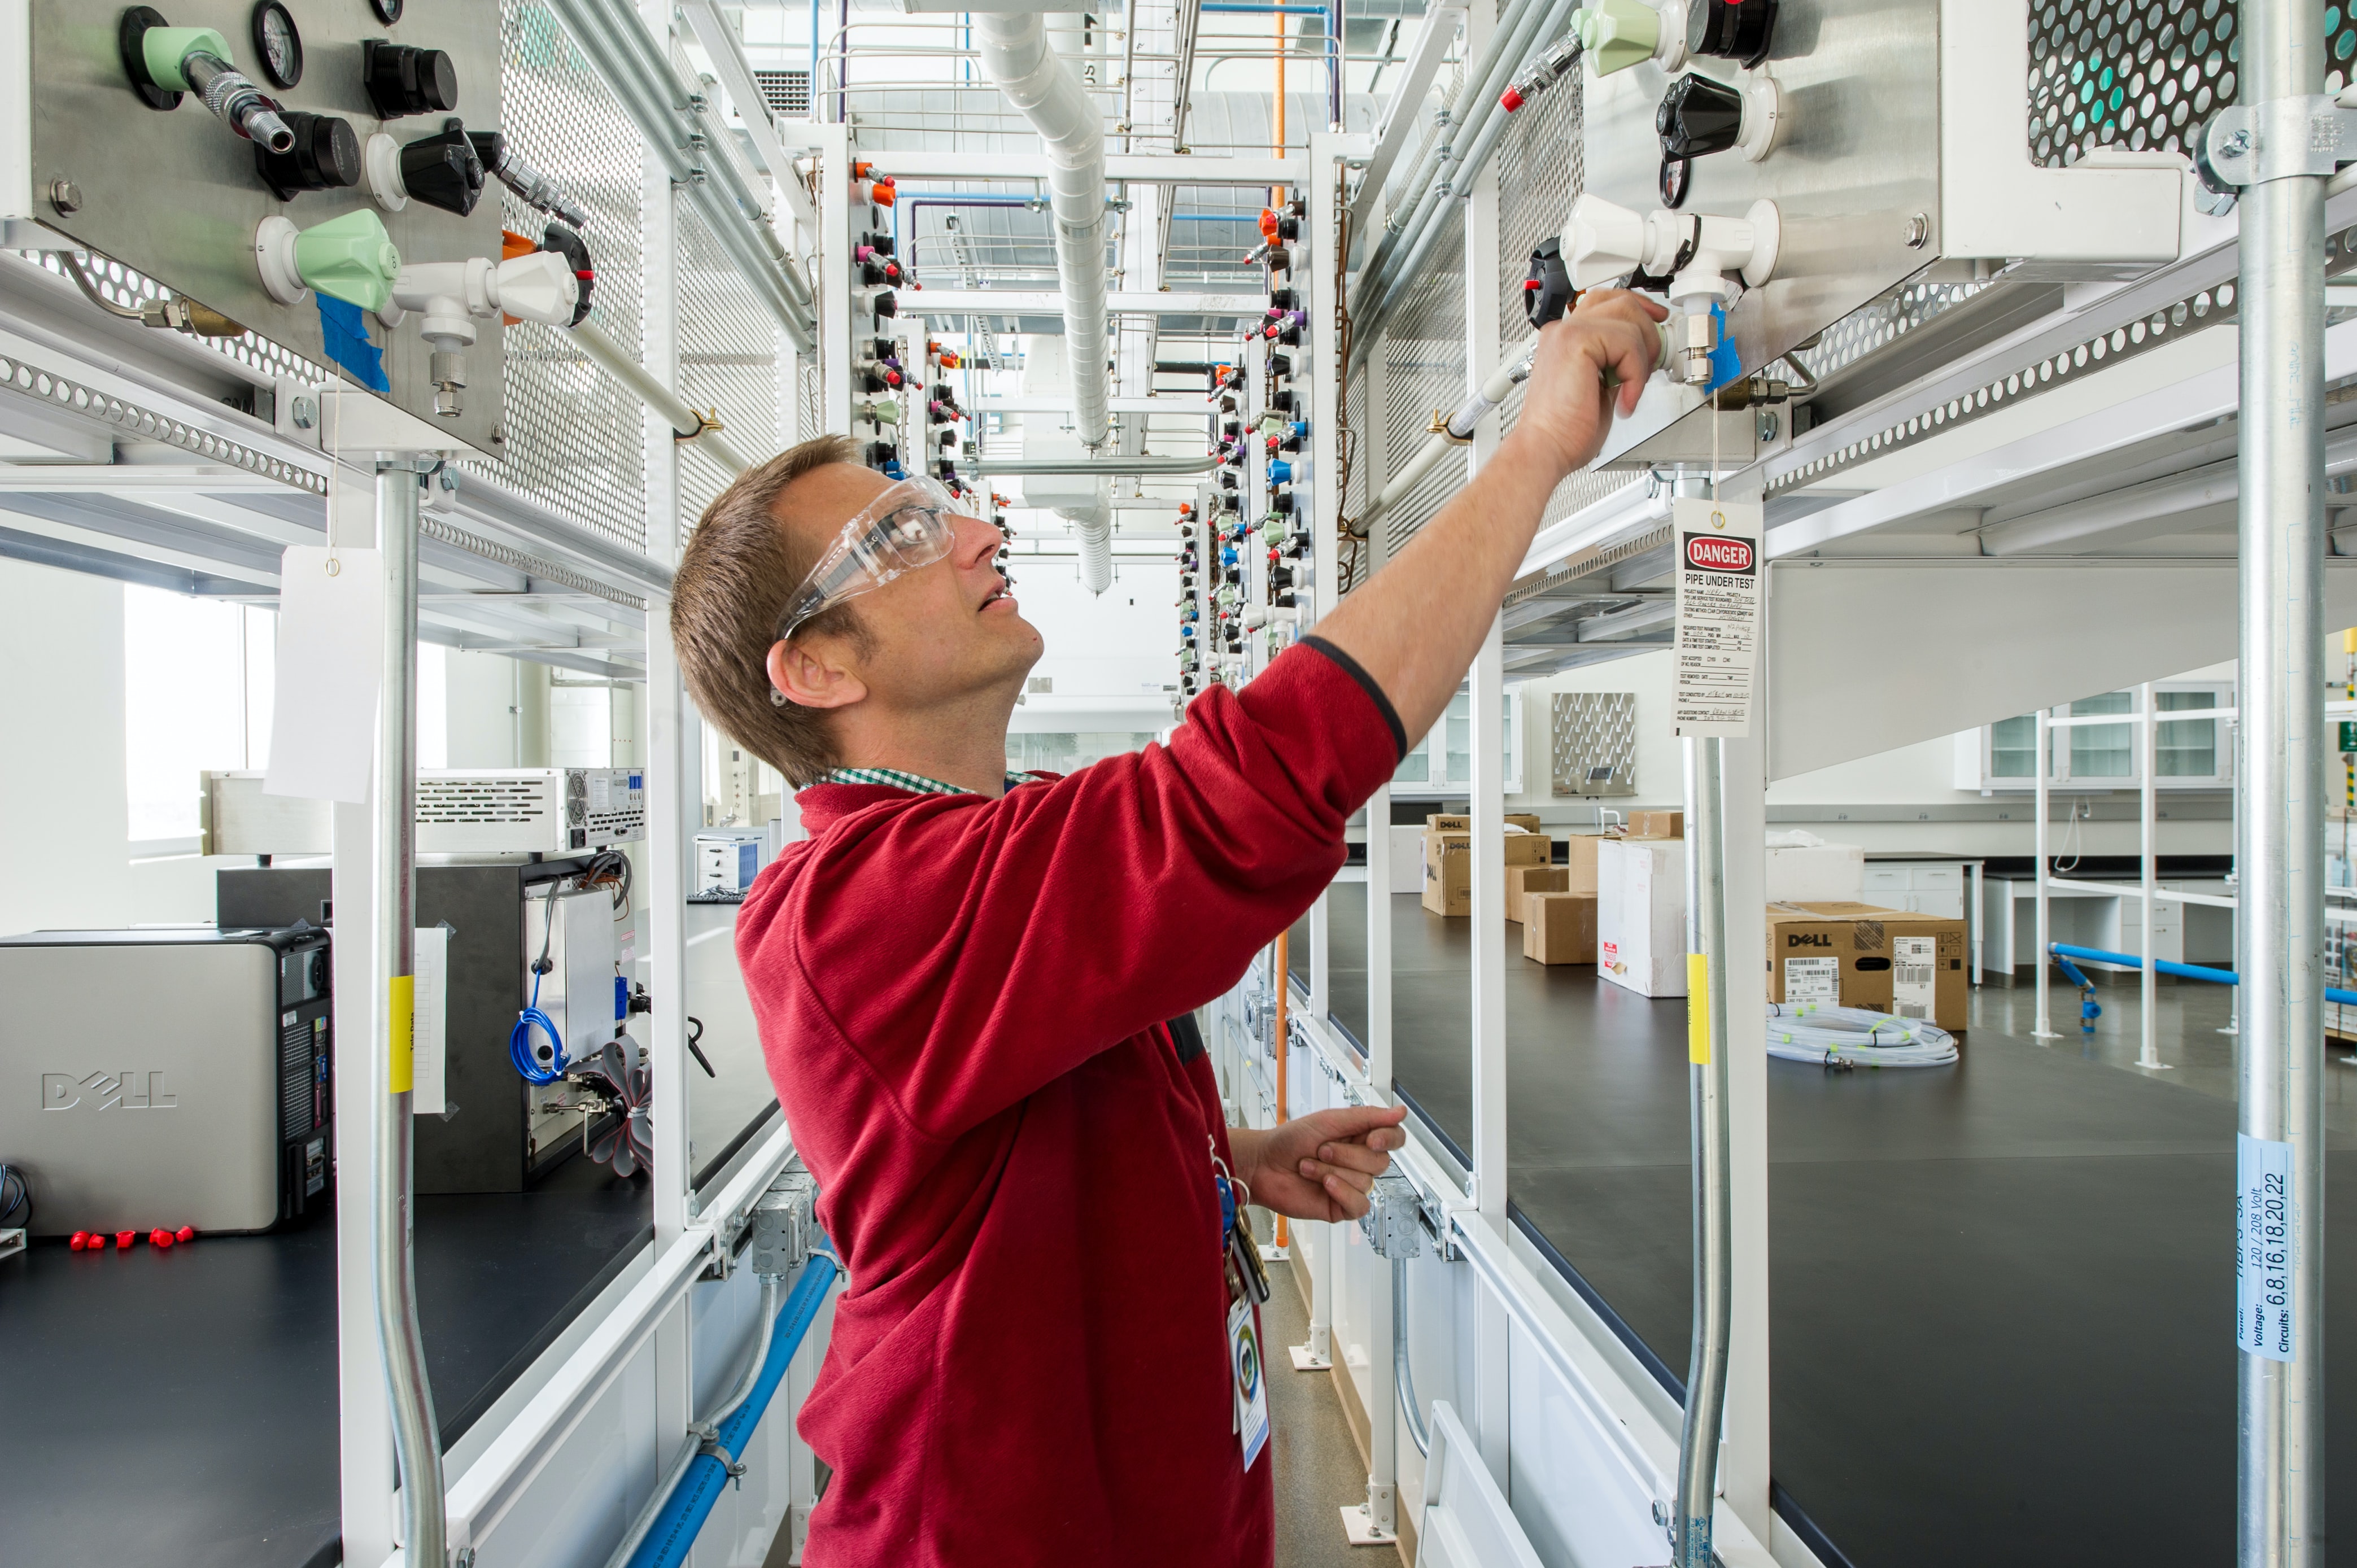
left=2048, top=942, right=2357, bottom=1007
left=627, top=1256, right=840, bottom=1568
left=509, top=969, right=568, bottom=1085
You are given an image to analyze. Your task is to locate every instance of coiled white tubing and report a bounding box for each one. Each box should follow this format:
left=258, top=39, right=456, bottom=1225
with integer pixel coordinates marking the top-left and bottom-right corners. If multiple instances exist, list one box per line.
left=1765, top=1003, right=1959, bottom=1067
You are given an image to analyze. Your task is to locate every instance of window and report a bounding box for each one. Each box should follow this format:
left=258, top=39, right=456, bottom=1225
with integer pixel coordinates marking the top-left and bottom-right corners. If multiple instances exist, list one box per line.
left=1391, top=689, right=1522, bottom=794
left=2155, top=689, right=2219, bottom=777
left=1964, top=682, right=2234, bottom=789
left=2067, top=691, right=2135, bottom=778
left=1988, top=713, right=2039, bottom=778
left=124, top=587, right=273, bottom=844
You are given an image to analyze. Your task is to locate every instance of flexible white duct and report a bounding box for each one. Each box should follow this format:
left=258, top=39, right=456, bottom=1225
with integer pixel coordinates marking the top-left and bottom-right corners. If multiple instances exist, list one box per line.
left=976, top=11, right=1111, bottom=451
left=1057, top=489, right=1115, bottom=593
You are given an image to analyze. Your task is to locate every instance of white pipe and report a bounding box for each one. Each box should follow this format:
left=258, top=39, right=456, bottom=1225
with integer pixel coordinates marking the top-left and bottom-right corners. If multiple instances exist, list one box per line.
left=1057, top=491, right=1116, bottom=593
left=977, top=13, right=1111, bottom=449
left=569, top=318, right=753, bottom=476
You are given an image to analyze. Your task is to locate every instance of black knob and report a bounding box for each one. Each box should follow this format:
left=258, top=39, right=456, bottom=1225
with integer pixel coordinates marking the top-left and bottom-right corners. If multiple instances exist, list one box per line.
left=870, top=338, right=898, bottom=360
left=1658, top=73, right=1745, bottom=160
left=536, top=221, right=596, bottom=326
left=1219, top=471, right=1238, bottom=491
left=860, top=257, right=901, bottom=286
left=1268, top=491, right=1295, bottom=514
left=860, top=231, right=896, bottom=256
left=864, top=440, right=896, bottom=466
left=255, top=112, right=361, bottom=200
left=1687, top=0, right=1778, bottom=67
left=1270, top=564, right=1295, bottom=588
left=1270, top=389, right=1296, bottom=414
left=1268, top=353, right=1293, bottom=378
left=1524, top=235, right=1577, bottom=327
left=399, top=123, right=485, bottom=215
left=363, top=40, right=459, bottom=120
left=1268, top=287, right=1299, bottom=311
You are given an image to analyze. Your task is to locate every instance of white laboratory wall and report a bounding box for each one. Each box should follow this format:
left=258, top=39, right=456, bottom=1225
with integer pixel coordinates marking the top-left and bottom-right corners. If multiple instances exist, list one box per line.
left=1012, top=558, right=1178, bottom=704
left=0, top=558, right=131, bottom=936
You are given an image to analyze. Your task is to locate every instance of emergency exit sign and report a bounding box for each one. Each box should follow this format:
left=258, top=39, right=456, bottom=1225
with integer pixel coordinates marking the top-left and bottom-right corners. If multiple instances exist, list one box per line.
left=2340, top=722, right=2357, bottom=753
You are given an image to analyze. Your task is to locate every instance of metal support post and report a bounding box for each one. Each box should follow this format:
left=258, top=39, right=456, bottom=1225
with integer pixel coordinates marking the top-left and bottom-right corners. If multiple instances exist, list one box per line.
left=1675, top=734, right=1732, bottom=1568
left=374, top=461, right=446, bottom=1566
left=2141, top=684, right=2169, bottom=1069
left=2236, top=1, right=2328, bottom=1559
left=2034, top=710, right=2060, bottom=1038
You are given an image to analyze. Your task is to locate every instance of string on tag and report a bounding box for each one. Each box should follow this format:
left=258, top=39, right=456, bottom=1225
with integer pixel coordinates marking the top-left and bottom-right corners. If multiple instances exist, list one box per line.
left=324, top=382, right=343, bottom=578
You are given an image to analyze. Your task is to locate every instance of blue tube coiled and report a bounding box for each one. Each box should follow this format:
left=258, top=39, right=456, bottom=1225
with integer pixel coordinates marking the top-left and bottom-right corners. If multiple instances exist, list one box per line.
left=626, top=1255, right=841, bottom=1568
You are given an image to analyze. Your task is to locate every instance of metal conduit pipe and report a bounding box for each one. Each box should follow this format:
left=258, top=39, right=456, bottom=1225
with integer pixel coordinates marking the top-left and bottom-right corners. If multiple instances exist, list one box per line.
left=374, top=464, right=447, bottom=1567
left=1391, top=1257, right=1430, bottom=1457
left=1676, top=691, right=1733, bottom=1568
left=1356, top=350, right=1533, bottom=529
left=625, top=1257, right=841, bottom=1568
left=976, top=11, right=1112, bottom=450
left=569, top=318, right=754, bottom=477
left=1351, top=0, right=1555, bottom=315
left=1350, top=0, right=1538, bottom=295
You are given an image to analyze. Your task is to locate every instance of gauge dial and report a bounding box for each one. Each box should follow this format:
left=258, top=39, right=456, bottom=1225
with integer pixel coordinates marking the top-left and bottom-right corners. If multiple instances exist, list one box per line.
left=371, top=0, right=405, bottom=23
left=252, top=1, right=302, bottom=88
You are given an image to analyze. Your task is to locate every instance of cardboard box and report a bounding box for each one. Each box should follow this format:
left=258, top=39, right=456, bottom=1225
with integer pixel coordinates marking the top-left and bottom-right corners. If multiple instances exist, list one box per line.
left=1627, top=810, right=1684, bottom=838
left=1425, top=814, right=1470, bottom=833
left=1507, top=865, right=1570, bottom=923
left=1422, top=831, right=1553, bottom=918
left=1765, top=901, right=1968, bottom=1030
left=1505, top=813, right=1544, bottom=835
left=1597, top=837, right=1686, bottom=996
left=1561, top=833, right=1603, bottom=895
left=1524, top=893, right=1597, bottom=964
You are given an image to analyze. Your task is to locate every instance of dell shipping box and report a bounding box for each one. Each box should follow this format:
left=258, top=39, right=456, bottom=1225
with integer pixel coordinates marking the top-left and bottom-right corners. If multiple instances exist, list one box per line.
left=1598, top=837, right=1686, bottom=996
left=1424, top=831, right=1552, bottom=918
left=1765, top=902, right=1968, bottom=1030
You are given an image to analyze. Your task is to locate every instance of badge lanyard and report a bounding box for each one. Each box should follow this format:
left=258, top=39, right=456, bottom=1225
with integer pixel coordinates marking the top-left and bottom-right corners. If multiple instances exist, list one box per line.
left=1210, top=1138, right=1272, bottom=1468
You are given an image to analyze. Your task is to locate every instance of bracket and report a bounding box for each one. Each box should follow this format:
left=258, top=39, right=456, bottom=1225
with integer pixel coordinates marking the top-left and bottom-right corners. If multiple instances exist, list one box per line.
left=2200, top=94, right=2357, bottom=189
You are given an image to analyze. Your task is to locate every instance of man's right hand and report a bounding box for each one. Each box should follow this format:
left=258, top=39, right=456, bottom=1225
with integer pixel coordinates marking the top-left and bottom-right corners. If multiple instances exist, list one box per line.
left=1500, top=289, right=1669, bottom=487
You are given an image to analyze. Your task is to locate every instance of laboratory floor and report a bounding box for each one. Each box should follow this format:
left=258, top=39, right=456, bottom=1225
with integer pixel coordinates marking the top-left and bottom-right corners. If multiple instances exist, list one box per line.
left=0, top=899, right=783, bottom=1568
left=1294, top=883, right=2357, bottom=1568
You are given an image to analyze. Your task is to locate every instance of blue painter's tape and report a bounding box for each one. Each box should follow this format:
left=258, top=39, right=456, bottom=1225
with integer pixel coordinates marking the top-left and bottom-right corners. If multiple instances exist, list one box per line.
left=315, top=295, right=390, bottom=393
left=1704, top=300, right=1745, bottom=395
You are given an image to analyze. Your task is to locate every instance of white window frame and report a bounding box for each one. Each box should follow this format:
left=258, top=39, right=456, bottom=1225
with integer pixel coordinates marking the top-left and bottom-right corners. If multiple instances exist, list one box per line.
left=1392, top=685, right=1524, bottom=798
left=1957, top=680, right=2236, bottom=790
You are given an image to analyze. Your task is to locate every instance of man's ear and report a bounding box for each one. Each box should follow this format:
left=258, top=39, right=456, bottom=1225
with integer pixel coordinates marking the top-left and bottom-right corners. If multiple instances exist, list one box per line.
left=767, top=635, right=867, bottom=711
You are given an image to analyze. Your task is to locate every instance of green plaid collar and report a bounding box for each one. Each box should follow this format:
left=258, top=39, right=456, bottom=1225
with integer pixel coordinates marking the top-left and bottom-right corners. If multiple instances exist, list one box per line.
left=815, top=766, right=1046, bottom=796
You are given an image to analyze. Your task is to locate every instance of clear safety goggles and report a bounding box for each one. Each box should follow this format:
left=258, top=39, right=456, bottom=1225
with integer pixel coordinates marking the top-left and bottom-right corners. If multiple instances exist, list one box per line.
left=774, top=475, right=963, bottom=641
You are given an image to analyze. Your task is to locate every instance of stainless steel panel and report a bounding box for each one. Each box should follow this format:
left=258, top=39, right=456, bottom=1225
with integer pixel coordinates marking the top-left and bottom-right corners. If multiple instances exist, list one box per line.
left=1579, top=0, right=1943, bottom=468
left=27, top=0, right=507, bottom=451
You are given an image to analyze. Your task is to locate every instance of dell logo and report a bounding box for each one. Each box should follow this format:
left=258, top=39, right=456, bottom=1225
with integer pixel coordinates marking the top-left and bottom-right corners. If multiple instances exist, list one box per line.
left=41, top=1071, right=177, bottom=1111
left=1787, top=933, right=1832, bottom=947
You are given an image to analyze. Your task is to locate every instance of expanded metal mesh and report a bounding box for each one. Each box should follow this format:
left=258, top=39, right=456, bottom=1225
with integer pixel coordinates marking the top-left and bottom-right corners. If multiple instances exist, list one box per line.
left=1378, top=200, right=1469, bottom=558
left=460, top=0, right=650, bottom=552
left=1494, top=64, right=1581, bottom=338
left=676, top=198, right=781, bottom=536
left=2026, top=0, right=2352, bottom=167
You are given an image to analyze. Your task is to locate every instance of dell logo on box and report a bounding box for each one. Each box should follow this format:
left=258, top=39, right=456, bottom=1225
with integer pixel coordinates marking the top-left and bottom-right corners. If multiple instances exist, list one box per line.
left=41, top=1071, right=177, bottom=1111
left=1685, top=535, right=1754, bottom=573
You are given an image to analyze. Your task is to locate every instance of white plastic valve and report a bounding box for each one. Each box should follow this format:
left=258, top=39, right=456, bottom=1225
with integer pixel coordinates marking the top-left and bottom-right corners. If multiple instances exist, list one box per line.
left=378, top=251, right=579, bottom=416
left=1560, top=193, right=1782, bottom=309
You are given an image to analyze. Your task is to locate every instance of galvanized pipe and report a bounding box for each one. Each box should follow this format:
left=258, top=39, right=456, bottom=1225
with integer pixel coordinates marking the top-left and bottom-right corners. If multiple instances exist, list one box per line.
left=1675, top=730, right=1731, bottom=1568
left=2236, top=0, right=2328, bottom=1560
left=374, top=464, right=446, bottom=1565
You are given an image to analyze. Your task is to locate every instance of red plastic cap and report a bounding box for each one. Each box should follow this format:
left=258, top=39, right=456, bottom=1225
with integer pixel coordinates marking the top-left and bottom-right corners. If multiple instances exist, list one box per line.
left=69, top=1231, right=88, bottom=1251
left=150, top=1228, right=174, bottom=1250
left=114, top=1230, right=137, bottom=1250
left=85, top=1233, right=107, bottom=1251
left=1499, top=87, right=1525, bottom=112
left=176, top=1225, right=197, bottom=1244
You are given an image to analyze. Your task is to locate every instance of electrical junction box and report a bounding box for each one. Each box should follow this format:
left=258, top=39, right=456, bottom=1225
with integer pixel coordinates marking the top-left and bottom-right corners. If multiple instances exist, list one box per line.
left=0, top=926, right=333, bottom=1234
left=2, top=0, right=510, bottom=449
left=695, top=831, right=767, bottom=898
left=205, top=767, right=645, bottom=855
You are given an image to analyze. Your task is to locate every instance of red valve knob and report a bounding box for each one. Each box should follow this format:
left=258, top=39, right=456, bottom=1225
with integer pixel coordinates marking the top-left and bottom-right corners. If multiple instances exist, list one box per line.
left=1499, top=87, right=1525, bottom=112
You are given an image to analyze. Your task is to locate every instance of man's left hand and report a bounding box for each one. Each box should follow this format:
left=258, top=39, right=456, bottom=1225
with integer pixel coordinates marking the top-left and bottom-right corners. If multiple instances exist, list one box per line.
left=1230, top=1104, right=1411, bottom=1224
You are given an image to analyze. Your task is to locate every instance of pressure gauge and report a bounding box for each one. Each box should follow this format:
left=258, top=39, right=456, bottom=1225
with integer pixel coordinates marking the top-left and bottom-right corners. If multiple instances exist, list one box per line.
left=252, top=1, right=302, bottom=88
left=371, top=0, right=404, bottom=22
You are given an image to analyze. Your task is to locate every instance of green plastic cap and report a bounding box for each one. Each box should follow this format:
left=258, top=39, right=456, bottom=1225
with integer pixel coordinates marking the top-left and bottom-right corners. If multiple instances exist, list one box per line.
left=141, top=25, right=236, bottom=91
left=294, top=210, right=403, bottom=314
left=1574, top=0, right=1661, bottom=77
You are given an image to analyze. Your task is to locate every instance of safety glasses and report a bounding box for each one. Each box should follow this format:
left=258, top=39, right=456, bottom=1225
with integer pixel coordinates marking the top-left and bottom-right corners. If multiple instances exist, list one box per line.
left=774, top=475, right=962, bottom=642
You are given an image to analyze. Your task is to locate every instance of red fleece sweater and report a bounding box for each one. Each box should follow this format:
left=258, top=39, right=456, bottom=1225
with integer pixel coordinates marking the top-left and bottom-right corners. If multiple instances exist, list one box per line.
left=734, top=638, right=1404, bottom=1566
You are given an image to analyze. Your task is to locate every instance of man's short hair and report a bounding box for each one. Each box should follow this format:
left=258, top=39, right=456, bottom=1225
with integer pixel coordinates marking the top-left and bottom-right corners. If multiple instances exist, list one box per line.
left=671, top=433, right=868, bottom=788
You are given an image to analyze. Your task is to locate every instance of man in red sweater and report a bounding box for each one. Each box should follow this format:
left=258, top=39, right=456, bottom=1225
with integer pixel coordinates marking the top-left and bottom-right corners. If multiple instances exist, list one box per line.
left=668, top=290, right=1664, bottom=1565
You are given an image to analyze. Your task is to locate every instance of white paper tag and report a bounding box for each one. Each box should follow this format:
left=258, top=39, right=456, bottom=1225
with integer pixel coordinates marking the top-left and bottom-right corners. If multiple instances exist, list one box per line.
left=1784, top=955, right=1839, bottom=1006
left=411, top=925, right=449, bottom=1116
left=264, top=546, right=384, bottom=804
left=2237, top=1133, right=2295, bottom=1361
left=1670, top=498, right=1763, bottom=737
left=1891, top=936, right=1936, bottom=1020
left=1229, top=1297, right=1270, bottom=1470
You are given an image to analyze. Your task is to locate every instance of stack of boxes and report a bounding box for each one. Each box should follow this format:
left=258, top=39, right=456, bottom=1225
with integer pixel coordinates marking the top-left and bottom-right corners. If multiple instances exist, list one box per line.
left=1766, top=901, right=1969, bottom=1032
left=1420, top=813, right=1550, bottom=918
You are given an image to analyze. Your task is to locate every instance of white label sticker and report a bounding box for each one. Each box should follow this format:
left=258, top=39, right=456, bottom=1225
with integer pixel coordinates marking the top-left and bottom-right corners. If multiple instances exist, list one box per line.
left=1784, top=955, right=1839, bottom=1006
left=264, top=546, right=385, bottom=804
left=2237, top=1133, right=2296, bottom=1361
left=1670, top=498, right=1763, bottom=738
left=1892, top=936, right=1937, bottom=1020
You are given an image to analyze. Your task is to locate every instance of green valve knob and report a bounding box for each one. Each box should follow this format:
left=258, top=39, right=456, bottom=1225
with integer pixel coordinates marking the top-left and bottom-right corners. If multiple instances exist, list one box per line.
left=295, top=209, right=401, bottom=312
left=255, top=209, right=402, bottom=311
left=1575, top=0, right=1661, bottom=77
left=140, top=25, right=235, bottom=91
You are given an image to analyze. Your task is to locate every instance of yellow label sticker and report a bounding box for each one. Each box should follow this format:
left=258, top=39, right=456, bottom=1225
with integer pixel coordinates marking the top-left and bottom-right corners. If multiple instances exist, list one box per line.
left=388, top=973, right=414, bottom=1094
left=1687, top=954, right=1710, bottom=1064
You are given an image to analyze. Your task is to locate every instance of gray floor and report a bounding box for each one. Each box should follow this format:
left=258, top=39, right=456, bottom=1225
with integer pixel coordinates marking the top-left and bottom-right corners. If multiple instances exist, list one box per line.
left=1264, top=1257, right=1389, bottom=1568
left=1294, top=881, right=2357, bottom=1568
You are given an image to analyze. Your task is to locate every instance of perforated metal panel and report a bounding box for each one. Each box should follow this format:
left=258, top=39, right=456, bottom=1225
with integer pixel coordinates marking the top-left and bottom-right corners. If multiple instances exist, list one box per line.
left=1551, top=692, right=1638, bottom=797
left=1494, top=62, right=1582, bottom=338
left=755, top=69, right=812, bottom=117
left=1378, top=198, right=1468, bottom=557
left=25, top=251, right=335, bottom=393
left=676, top=198, right=781, bottom=535
left=2026, top=0, right=2285, bottom=167
left=456, top=0, right=651, bottom=551
left=1788, top=278, right=1997, bottom=383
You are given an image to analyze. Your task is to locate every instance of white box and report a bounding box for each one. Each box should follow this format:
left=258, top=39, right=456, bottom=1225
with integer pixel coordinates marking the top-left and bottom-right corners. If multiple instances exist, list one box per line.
left=1597, top=837, right=1687, bottom=998
left=1765, top=843, right=1865, bottom=902
left=697, top=832, right=767, bottom=895
left=205, top=768, right=645, bottom=855
left=1388, top=824, right=1426, bottom=894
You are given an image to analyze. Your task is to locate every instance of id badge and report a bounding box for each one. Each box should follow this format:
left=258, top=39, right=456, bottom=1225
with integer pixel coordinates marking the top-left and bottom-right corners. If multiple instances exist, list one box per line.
left=1228, top=1296, right=1271, bottom=1470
